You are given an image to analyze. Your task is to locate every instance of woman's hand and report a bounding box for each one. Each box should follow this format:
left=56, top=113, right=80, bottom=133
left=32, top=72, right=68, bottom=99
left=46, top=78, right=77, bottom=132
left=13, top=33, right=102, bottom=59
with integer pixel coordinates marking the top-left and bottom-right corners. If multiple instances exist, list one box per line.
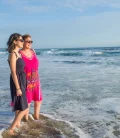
left=16, top=89, right=22, bottom=96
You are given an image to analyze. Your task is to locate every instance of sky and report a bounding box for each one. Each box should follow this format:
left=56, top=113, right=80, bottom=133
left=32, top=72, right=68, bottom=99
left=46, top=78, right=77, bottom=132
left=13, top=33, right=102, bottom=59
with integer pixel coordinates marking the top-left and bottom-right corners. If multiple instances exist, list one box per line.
left=0, top=0, right=120, bottom=48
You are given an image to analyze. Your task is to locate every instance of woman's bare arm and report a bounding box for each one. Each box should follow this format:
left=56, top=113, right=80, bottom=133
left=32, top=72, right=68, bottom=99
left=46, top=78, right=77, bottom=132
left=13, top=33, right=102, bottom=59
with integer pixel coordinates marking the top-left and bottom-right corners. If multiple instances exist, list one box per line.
left=9, top=53, right=22, bottom=96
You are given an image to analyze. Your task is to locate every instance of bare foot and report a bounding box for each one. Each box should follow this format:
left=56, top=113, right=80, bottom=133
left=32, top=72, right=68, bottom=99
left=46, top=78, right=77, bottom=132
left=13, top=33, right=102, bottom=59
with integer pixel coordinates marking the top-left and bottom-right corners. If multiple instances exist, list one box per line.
left=34, top=116, right=39, bottom=120
left=16, top=122, right=21, bottom=128
left=7, top=128, right=16, bottom=136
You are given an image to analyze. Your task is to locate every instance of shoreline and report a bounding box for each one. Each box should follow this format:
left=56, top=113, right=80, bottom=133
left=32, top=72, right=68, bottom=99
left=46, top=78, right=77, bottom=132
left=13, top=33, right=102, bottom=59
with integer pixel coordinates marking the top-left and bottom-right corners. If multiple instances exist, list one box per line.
left=1, top=113, right=83, bottom=138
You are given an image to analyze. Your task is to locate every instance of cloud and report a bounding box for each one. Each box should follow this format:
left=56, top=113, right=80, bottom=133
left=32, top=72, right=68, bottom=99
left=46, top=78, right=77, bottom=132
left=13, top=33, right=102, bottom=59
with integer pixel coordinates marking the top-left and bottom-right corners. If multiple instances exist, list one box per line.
left=1, top=0, right=120, bottom=14
left=0, top=13, right=9, bottom=18
left=22, top=5, right=49, bottom=13
left=0, top=13, right=8, bottom=16
left=56, top=0, right=120, bottom=12
left=1, top=0, right=50, bottom=13
left=1, top=0, right=29, bottom=5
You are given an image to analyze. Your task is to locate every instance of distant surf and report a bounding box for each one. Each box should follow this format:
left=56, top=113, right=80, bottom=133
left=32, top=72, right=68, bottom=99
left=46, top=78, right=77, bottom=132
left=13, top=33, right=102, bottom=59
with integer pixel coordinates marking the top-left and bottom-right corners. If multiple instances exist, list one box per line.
left=32, top=47, right=120, bottom=57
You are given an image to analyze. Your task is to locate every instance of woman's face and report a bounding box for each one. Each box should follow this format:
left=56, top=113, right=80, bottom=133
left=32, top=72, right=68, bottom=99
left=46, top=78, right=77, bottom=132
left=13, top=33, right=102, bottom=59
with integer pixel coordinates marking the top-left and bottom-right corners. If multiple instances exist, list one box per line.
left=15, top=36, right=24, bottom=48
left=23, top=37, right=33, bottom=49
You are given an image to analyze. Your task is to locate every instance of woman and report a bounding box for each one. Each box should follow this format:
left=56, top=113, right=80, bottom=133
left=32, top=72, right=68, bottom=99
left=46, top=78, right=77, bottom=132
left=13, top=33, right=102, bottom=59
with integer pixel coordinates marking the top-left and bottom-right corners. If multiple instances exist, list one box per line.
left=7, top=33, right=28, bottom=135
left=20, top=34, right=42, bottom=120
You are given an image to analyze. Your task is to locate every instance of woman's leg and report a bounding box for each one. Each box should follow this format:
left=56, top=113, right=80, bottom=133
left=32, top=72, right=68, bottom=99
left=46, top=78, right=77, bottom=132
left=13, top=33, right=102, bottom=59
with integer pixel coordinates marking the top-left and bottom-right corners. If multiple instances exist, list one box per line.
left=24, top=103, right=30, bottom=121
left=15, top=110, right=21, bottom=127
left=9, top=108, right=27, bottom=135
left=34, top=101, right=42, bottom=120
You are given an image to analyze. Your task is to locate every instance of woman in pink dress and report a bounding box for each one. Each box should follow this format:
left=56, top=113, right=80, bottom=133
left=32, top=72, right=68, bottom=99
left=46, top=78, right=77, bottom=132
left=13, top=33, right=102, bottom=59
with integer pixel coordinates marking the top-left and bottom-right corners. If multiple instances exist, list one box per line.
left=20, top=34, right=42, bottom=120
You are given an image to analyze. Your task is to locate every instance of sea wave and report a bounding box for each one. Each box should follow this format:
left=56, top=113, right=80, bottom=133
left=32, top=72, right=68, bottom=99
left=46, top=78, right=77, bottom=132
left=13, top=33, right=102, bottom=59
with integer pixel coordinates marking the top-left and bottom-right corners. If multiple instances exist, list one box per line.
left=57, top=51, right=82, bottom=56
left=54, top=60, right=120, bottom=66
left=35, top=48, right=120, bottom=57
left=0, top=52, right=7, bottom=55
left=54, top=60, right=102, bottom=65
left=1, top=48, right=120, bottom=57
left=36, top=50, right=83, bottom=56
left=92, top=51, right=120, bottom=57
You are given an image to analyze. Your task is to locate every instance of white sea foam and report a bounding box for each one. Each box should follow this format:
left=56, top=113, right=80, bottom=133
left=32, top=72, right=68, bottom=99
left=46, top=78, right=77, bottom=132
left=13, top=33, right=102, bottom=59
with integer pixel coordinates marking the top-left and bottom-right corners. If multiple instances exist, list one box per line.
left=86, top=51, right=103, bottom=56
left=0, top=52, right=6, bottom=55
left=0, top=129, right=4, bottom=138
left=0, top=116, right=13, bottom=138
left=41, top=113, right=90, bottom=138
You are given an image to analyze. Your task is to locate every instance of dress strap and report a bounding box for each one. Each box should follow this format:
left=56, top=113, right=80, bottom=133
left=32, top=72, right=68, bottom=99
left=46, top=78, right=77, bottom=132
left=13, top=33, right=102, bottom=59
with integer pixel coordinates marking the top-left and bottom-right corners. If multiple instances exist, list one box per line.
left=8, top=51, right=20, bottom=65
left=11, top=51, right=18, bottom=58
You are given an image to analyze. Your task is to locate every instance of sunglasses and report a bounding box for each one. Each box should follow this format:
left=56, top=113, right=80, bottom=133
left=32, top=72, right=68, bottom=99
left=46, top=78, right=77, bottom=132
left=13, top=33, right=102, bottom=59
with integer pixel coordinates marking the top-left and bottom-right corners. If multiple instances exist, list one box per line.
left=17, top=39, right=24, bottom=42
left=24, top=41, right=33, bottom=44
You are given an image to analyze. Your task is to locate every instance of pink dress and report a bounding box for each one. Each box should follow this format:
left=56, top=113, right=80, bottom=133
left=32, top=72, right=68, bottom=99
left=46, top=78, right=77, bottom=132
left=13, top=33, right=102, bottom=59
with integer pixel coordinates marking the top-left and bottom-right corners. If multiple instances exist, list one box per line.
left=20, top=49, right=42, bottom=103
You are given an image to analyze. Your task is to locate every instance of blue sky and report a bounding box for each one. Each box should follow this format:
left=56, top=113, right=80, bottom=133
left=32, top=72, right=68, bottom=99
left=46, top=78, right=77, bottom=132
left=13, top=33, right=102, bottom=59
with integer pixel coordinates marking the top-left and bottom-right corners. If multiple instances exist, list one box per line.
left=0, top=0, right=120, bottom=48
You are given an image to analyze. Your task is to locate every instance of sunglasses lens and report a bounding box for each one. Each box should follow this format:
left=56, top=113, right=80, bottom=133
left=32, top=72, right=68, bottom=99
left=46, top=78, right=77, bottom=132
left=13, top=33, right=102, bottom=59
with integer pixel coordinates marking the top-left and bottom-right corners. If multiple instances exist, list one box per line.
left=18, top=39, right=24, bottom=42
left=26, top=41, right=33, bottom=44
left=29, top=41, right=33, bottom=43
left=21, top=40, right=24, bottom=42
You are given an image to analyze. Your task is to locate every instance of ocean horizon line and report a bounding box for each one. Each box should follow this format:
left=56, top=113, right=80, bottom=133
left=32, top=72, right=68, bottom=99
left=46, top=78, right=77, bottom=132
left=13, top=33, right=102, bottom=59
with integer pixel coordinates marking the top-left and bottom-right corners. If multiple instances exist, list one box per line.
left=0, top=45, right=120, bottom=50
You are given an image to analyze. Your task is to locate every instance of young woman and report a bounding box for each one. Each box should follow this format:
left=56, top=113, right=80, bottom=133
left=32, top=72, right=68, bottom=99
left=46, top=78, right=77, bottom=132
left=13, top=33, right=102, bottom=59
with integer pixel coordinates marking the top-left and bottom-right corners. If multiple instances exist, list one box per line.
left=7, top=33, right=28, bottom=135
left=20, top=34, right=42, bottom=120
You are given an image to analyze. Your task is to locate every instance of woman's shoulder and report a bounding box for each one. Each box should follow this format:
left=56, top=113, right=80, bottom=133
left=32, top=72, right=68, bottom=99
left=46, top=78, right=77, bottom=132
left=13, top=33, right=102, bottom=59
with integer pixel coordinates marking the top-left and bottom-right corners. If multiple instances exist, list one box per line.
left=8, top=51, right=18, bottom=62
left=31, top=49, right=36, bottom=54
left=9, top=51, right=18, bottom=58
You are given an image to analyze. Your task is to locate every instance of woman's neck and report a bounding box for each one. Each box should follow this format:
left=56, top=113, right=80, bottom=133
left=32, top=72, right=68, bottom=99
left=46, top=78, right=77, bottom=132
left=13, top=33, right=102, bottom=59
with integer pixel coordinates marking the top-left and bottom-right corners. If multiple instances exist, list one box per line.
left=13, top=47, right=19, bottom=53
left=22, top=48, right=31, bottom=53
left=21, top=48, right=33, bottom=58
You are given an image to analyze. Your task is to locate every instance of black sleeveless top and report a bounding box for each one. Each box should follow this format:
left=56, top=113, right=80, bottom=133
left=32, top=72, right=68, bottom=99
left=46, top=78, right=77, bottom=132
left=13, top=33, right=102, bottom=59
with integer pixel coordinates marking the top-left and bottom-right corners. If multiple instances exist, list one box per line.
left=9, top=51, right=28, bottom=111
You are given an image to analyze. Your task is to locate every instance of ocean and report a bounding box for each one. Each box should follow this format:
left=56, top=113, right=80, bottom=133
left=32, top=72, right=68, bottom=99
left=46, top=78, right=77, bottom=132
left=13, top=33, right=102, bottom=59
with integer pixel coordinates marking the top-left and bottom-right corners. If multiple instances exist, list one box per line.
left=1, top=47, right=120, bottom=138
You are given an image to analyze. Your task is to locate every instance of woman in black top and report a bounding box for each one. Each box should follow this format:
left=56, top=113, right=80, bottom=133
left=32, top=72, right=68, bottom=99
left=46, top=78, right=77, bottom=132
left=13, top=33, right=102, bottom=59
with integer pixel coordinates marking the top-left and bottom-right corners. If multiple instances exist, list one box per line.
left=7, top=33, right=28, bottom=135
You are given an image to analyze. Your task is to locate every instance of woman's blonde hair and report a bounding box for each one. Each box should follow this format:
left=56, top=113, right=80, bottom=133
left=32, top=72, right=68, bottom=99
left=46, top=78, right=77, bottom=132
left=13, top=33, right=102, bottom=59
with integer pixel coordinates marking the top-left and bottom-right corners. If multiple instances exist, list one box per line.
left=22, top=34, right=31, bottom=40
